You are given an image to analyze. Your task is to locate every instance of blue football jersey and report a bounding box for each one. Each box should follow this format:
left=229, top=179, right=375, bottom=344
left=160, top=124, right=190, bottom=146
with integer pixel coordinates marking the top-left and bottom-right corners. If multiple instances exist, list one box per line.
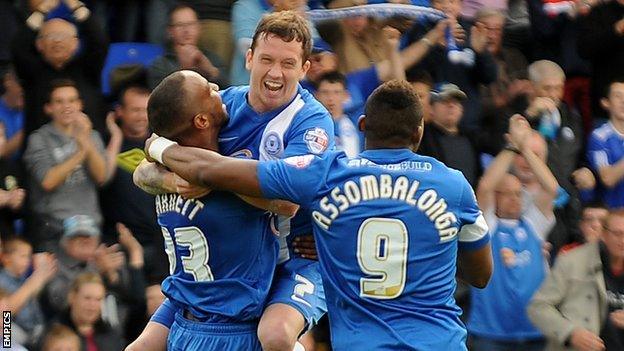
left=157, top=192, right=279, bottom=322
left=218, top=84, right=335, bottom=260
left=256, top=149, right=490, bottom=350
left=587, top=121, right=624, bottom=208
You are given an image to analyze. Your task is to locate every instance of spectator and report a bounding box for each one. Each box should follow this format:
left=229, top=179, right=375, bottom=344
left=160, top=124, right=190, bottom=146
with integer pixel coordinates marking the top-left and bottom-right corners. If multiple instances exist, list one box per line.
left=527, top=0, right=595, bottom=135
left=0, top=238, right=57, bottom=347
left=461, top=0, right=507, bottom=21
left=11, top=0, right=109, bottom=138
left=404, top=0, right=498, bottom=131
left=43, top=215, right=145, bottom=334
left=0, top=123, right=25, bottom=238
left=407, top=70, right=434, bottom=123
left=418, top=83, right=481, bottom=187
left=529, top=210, right=624, bottom=351
left=468, top=115, right=557, bottom=350
left=123, top=279, right=165, bottom=344
left=522, top=60, right=587, bottom=253
left=22, top=79, right=106, bottom=252
left=578, top=0, right=624, bottom=119
left=314, top=71, right=360, bottom=157
left=185, top=0, right=235, bottom=71
left=559, top=201, right=608, bottom=254
left=316, top=0, right=394, bottom=74
left=55, top=272, right=124, bottom=350
left=100, top=85, right=168, bottom=279
left=0, top=67, right=24, bottom=160
left=476, top=8, right=530, bottom=155
left=147, top=4, right=228, bottom=90
left=41, top=323, right=81, bottom=351
left=587, top=78, right=624, bottom=209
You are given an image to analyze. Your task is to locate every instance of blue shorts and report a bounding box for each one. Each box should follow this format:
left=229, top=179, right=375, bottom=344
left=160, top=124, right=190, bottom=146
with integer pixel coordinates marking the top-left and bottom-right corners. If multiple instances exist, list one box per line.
left=167, top=312, right=262, bottom=351
left=267, top=257, right=327, bottom=328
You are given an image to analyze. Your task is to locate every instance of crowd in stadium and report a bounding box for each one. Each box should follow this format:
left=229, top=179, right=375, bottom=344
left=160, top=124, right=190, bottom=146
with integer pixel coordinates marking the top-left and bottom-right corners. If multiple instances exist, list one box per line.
left=0, top=0, right=623, bottom=349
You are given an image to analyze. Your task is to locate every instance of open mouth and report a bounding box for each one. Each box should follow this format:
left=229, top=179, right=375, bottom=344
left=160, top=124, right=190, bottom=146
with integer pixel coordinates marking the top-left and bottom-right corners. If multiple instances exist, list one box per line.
left=264, top=81, right=283, bottom=92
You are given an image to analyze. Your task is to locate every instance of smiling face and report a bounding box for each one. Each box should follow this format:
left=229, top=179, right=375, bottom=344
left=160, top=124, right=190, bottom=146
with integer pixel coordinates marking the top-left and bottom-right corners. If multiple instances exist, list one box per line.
left=45, top=86, right=82, bottom=128
left=246, top=33, right=310, bottom=113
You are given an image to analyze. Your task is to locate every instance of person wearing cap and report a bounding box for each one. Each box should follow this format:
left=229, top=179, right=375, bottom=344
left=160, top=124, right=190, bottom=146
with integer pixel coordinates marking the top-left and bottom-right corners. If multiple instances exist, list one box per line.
left=468, top=115, right=557, bottom=351
left=418, top=82, right=482, bottom=187
left=43, top=215, right=146, bottom=335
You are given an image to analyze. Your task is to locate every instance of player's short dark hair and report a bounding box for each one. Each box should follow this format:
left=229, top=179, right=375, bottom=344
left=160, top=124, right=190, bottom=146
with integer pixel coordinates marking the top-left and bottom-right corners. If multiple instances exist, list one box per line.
left=119, top=85, right=151, bottom=107
left=315, top=71, right=346, bottom=90
left=148, top=72, right=192, bottom=137
left=605, top=77, right=624, bottom=98
left=47, top=78, right=79, bottom=103
left=364, top=80, right=423, bottom=143
left=251, top=11, right=312, bottom=62
left=167, top=3, right=196, bottom=24
left=406, top=70, right=433, bottom=88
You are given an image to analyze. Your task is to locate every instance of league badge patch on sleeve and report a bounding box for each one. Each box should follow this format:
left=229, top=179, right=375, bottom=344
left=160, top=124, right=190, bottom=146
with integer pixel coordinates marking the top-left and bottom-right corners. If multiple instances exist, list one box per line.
left=304, top=128, right=329, bottom=154
left=284, top=154, right=315, bottom=169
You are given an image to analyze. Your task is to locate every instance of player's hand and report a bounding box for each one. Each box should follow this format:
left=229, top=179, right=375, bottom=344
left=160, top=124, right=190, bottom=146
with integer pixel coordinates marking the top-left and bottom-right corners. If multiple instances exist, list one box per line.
left=569, top=328, right=605, bottom=351
left=610, top=309, right=624, bottom=329
left=292, top=235, right=318, bottom=260
left=144, top=133, right=160, bottom=163
left=572, top=167, right=596, bottom=190
left=174, top=174, right=212, bottom=199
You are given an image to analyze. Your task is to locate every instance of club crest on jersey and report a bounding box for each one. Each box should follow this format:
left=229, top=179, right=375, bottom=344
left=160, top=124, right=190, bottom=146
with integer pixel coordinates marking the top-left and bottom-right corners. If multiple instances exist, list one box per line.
left=304, top=127, right=329, bottom=154
left=284, top=154, right=315, bottom=169
left=264, top=132, right=283, bottom=156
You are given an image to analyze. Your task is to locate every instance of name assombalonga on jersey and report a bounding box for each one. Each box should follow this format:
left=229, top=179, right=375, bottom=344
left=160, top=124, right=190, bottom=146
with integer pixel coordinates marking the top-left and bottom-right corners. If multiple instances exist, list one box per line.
left=256, top=149, right=489, bottom=350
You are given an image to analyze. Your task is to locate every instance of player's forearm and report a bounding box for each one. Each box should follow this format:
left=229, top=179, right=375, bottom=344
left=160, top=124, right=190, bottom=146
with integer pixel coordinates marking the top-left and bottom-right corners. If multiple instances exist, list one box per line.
left=159, top=144, right=263, bottom=197
left=598, top=158, right=624, bottom=188
left=457, top=244, right=492, bottom=289
left=237, top=194, right=299, bottom=217
left=133, top=159, right=177, bottom=195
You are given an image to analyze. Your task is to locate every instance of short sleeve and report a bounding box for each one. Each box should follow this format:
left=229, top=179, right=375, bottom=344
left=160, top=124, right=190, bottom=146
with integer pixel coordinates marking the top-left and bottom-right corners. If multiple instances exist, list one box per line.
left=456, top=178, right=490, bottom=250
left=150, top=298, right=176, bottom=328
left=257, top=154, right=327, bottom=206
left=283, top=109, right=335, bottom=157
left=587, top=133, right=611, bottom=170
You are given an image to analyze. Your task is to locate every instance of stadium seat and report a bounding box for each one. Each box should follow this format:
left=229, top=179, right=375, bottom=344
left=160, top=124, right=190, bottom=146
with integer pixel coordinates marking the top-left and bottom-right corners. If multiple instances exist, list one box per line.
left=101, top=42, right=164, bottom=95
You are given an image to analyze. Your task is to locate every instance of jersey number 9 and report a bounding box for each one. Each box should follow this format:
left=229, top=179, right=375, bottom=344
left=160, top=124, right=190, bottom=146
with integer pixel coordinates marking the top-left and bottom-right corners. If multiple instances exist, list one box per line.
left=357, top=218, right=408, bottom=299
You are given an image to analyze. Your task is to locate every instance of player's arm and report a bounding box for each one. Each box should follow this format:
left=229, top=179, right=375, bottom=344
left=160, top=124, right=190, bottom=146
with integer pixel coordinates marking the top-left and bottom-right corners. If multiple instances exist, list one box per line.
left=133, top=159, right=178, bottom=195
left=124, top=322, right=169, bottom=351
left=146, top=136, right=264, bottom=197
left=457, top=178, right=493, bottom=289
left=237, top=195, right=300, bottom=217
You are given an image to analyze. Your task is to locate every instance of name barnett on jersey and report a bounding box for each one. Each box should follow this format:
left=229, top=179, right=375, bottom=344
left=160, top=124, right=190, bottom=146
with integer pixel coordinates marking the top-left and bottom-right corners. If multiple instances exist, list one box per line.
left=312, top=174, right=460, bottom=243
left=155, top=193, right=205, bottom=220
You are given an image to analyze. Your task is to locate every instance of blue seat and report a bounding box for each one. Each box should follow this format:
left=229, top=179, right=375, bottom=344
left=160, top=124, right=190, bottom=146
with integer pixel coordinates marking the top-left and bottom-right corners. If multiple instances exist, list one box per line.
left=101, top=42, right=164, bottom=95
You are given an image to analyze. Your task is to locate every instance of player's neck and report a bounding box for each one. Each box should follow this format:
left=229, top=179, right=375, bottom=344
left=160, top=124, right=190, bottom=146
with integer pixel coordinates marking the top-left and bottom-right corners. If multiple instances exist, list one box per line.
left=365, top=140, right=415, bottom=151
